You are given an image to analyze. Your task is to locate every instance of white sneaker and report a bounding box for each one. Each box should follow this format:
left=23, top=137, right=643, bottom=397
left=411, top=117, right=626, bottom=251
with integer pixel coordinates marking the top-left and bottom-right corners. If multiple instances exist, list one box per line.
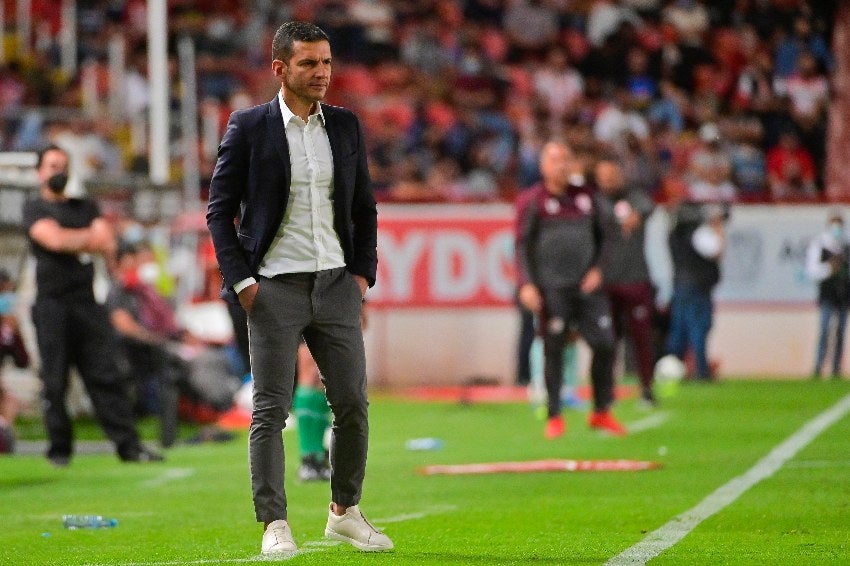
left=262, top=519, right=297, bottom=555
left=324, top=504, right=393, bottom=551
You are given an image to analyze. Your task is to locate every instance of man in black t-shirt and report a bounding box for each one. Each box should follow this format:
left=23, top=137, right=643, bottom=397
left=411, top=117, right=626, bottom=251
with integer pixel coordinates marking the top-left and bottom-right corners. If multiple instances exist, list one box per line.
left=22, top=144, right=162, bottom=466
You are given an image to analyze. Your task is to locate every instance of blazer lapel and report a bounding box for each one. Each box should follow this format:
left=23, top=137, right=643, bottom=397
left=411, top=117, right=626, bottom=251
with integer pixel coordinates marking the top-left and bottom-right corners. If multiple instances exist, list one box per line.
left=323, top=105, right=345, bottom=192
left=266, top=98, right=291, bottom=177
left=261, top=98, right=291, bottom=253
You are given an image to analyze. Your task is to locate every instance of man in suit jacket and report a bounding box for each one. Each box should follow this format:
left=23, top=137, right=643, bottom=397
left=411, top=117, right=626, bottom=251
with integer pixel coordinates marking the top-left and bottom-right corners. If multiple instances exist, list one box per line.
left=206, top=22, right=392, bottom=555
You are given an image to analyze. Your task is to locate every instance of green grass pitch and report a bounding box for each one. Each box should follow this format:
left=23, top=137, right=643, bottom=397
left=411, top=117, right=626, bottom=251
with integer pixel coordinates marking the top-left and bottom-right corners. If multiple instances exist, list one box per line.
left=1, top=379, right=849, bottom=565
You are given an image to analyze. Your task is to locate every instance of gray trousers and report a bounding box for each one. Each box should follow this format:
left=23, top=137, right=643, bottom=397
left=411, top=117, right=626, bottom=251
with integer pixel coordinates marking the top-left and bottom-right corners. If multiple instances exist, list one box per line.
left=247, top=267, right=368, bottom=522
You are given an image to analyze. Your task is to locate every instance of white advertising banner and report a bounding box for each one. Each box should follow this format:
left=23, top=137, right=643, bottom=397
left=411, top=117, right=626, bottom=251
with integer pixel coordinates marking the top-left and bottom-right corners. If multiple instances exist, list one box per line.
left=713, top=205, right=840, bottom=304
left=372, top=203, right=841, bottom=309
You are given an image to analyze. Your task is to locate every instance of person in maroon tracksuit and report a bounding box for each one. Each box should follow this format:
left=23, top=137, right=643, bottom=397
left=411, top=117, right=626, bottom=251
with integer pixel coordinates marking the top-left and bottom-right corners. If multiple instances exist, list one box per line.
left=594, top=159, right=658, bottom=406
left=517, top=141, right=626, bottom=438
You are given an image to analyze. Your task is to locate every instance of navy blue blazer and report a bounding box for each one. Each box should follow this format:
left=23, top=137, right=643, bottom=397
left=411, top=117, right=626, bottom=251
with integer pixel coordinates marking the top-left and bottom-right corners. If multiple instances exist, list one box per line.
left=206, top=98, right=378, bottom=304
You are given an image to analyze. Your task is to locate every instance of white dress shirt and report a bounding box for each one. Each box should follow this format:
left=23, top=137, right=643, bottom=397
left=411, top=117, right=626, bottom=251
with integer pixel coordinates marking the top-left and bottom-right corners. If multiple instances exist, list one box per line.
left=234, top=92, right=345, bottom=293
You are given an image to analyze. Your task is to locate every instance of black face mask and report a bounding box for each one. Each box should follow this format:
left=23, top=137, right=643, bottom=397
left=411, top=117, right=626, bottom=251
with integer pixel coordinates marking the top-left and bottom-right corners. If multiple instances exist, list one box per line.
left=47, top=173, right=68, bottom=194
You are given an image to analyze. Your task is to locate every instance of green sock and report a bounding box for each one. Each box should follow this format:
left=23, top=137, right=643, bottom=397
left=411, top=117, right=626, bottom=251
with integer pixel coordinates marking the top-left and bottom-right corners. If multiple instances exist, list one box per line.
left=293, top=386, right=330, bottom=457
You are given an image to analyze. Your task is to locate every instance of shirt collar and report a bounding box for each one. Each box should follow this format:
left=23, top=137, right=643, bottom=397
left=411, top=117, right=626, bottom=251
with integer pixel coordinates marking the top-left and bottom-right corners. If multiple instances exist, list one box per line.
left=278, top=90, right=325, bottom=126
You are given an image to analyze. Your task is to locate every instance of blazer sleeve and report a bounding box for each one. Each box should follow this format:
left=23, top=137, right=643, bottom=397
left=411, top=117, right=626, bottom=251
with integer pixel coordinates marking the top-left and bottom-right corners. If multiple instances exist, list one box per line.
left=347, top=114, right=379, bottom=287
left=206, top=111, right=254, bottom=291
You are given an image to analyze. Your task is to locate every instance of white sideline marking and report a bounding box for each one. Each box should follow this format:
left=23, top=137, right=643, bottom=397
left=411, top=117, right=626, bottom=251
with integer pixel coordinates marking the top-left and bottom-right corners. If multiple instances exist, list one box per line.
left=140, top=467, right=195, bottom=488
left=606, top=392, right=850, bottom=565
left=626, top=412, right=669, bottom=434
left=302, top=540, right=342, bottom=547
left=85, top=556, right=313, bottom=565
left=373, top=504, right=458, bottom=524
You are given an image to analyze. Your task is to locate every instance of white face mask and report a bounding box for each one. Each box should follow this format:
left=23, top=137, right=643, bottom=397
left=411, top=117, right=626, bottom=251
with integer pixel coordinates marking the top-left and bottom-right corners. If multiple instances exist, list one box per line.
left=137, top=262, right=161, bottom=285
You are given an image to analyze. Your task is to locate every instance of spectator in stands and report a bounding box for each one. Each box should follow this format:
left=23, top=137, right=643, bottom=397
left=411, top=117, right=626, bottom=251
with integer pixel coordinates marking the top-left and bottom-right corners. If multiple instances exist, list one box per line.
left=502, top=0, right=560, bottom=62
left=779, top=51, right=830, bottom=130
left=619, top=131, right=662, bottom=196
left=766, top=129, right=818, bottom=201
left=777, top=50, right=829, bottom=184
left=0, top=267, right=28, bottom=455
left=722, top=108, right=768, bottom=200
left=399, top=15, right=454, bottom=76
left=532, top=46, right=584, bottom=126
left=687, top=122, right=737, bottom=202
left=734, top=36, right=779, bottom=115
left=662, top=0, right=710, bottom=48
left=0, top=268, right=28, bottom=374
left=774, top=15, right=834, bottom=78
left=593, top=87, right=650, bottom=153
left=108, top=242, right=186, bottom=447
left=0, top=0, right=838, bottom=209
left=648, top=79, right=687, bottom=134
left=586, top=0, right=644, bottom=49
left=348, top=0, right=397, bottom=64
left=806, top=210, right=850, bottom=380
left=623, top=46, right=657, bottom=111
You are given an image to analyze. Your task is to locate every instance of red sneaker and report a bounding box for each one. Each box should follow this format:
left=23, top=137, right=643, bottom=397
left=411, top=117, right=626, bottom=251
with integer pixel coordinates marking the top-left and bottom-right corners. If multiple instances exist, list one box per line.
left=544, top=416, right=566, bottom=439
left=588, top=411, right=627, bottom=436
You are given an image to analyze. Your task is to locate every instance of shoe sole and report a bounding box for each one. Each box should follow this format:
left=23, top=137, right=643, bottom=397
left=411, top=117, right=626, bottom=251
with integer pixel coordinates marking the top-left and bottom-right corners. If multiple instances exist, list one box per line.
left=324, top=528, right=393, bottom=551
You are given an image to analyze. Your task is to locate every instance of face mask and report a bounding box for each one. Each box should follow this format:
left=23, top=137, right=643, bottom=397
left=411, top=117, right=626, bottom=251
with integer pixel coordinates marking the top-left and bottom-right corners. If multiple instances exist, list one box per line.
left=0, top=291, right=14, bottom=315
left=47, top=172, right=68, bottom=194
left=830, top=223, right=844, bottom=240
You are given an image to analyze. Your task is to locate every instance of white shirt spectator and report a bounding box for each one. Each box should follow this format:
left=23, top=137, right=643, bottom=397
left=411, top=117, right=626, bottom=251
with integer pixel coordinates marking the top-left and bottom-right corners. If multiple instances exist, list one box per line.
left=662, top=0, right=709, bottom=46
left=593, top=103, right=649, bottom=147
left=780, top=74, right=829, bottom=119
left=532, top=60, right=584, bottom=120
left=586, top=0, right=643, bottom=48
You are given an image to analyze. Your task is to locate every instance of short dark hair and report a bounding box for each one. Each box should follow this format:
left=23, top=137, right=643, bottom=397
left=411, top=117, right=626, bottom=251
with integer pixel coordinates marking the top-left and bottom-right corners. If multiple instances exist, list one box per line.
left=35, top=144, right=67, bottom=169
left=272, top=21, right=330, bottom=62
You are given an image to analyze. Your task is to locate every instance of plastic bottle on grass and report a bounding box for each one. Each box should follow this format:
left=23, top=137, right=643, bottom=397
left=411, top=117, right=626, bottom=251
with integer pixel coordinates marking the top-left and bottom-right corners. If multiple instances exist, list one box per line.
left=62, top=515, right=118, bottom=529
left=405, top=438, right=444, bottom=451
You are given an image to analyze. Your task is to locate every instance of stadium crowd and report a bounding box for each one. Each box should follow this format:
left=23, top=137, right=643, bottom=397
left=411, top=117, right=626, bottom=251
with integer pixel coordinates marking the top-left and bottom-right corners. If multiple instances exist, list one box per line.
left=0, top=0, right=837, bottom=205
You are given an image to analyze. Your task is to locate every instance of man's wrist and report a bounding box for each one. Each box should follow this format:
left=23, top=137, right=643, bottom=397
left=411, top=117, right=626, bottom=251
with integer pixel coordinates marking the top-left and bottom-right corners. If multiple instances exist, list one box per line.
left=233, top=277, right=257, bottom=294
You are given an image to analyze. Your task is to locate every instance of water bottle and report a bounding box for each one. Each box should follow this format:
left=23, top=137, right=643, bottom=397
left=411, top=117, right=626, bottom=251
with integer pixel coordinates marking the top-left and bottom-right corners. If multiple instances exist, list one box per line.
left=405, top=438, right=444, bottom=451
left=62, top=515, right=118, bottom=530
